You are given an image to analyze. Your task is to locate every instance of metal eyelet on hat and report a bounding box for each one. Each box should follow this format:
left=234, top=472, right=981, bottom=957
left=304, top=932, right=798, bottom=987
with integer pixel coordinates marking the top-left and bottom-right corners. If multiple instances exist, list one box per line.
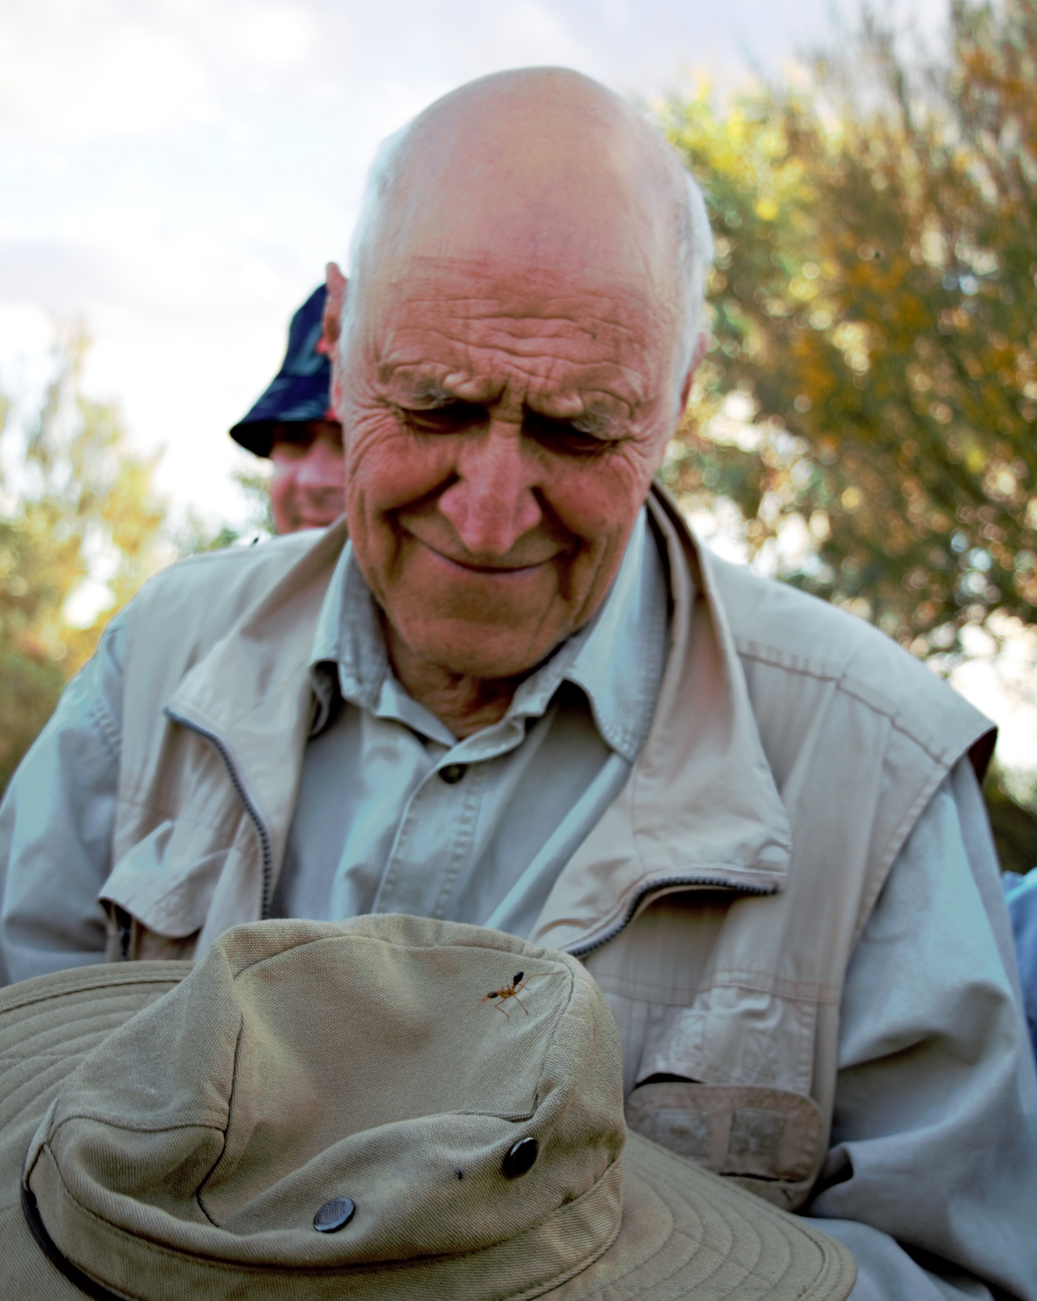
left=314, top=1196, right=355, bottom=1232
left=501, top=1137, right=538, bottom=1179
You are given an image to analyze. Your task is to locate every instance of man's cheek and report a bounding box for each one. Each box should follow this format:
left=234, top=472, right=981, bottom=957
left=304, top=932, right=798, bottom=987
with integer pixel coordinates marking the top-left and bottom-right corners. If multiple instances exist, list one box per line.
left=548, top=459, right=643, bottom=542
left=268, top=467, right=298, bottom=534
left=349, top=422, right=457, bottom=512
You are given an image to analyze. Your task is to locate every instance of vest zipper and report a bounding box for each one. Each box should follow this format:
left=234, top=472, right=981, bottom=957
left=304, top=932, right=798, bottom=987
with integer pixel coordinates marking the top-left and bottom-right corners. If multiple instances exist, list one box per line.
left=567, top=875, right=776, bottom=958
left=163, top=708, right=274, bottom=919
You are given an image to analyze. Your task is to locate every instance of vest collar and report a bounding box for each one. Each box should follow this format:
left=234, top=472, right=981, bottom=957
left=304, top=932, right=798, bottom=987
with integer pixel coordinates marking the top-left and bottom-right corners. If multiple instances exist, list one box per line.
left=164, top=520, right=349, bottom=906
left=529, top=488, right=792, bottom=955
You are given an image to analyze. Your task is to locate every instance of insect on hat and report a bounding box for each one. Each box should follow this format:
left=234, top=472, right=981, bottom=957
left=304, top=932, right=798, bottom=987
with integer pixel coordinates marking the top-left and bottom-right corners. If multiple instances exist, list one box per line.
left=0, top=914, right=856, bottom=1299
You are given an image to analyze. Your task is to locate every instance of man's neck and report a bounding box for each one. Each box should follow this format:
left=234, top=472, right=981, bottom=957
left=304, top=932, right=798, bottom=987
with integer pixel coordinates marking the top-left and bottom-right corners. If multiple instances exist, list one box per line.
left=382, top=620, right=527, bottom=740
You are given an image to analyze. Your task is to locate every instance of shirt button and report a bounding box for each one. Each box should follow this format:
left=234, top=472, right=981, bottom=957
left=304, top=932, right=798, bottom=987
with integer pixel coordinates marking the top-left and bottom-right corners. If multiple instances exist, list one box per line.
left=439, top=763, right=468, bottom=784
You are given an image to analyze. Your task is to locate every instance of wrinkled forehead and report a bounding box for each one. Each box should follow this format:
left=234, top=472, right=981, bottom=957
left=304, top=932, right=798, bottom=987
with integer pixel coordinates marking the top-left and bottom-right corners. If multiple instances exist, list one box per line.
left=361, top=257, right=672, bottom=395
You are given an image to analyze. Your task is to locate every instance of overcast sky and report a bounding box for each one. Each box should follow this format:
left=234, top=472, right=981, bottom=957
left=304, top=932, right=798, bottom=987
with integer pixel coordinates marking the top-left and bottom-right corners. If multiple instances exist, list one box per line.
left=0, top=0, right=946, bottom=527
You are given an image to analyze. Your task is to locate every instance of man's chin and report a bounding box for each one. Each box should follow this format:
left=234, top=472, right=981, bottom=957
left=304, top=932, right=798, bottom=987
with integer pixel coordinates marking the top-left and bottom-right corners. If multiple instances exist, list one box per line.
left=389, top=615, right=567, bottom=683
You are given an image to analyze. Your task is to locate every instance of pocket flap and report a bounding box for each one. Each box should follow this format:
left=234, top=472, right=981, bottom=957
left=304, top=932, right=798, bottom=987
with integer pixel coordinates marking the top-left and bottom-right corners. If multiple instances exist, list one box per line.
left=625, top=1080, right=825, bottom=1187
left=99, top=821, right=230, bottom=939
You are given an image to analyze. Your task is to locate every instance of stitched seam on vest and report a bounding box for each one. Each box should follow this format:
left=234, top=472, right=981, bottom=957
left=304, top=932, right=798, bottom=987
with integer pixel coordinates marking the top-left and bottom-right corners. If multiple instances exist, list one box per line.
left=693, top=974, right=843, bottom=1004
left=849, top=764, right=955, bottom=952
left=734, top=638, right=842, bottom=682
left=737, top=651, right=948, bottom=760
left=86, top=696, right=121, bottom=762
left=735, top=640, right=990, bottom=949
left=735, top=641, right=981, bottom=764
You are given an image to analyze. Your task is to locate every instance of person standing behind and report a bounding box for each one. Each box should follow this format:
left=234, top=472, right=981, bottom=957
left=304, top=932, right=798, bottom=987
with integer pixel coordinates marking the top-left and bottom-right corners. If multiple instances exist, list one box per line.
left=230, top=284, right=345, bottom=533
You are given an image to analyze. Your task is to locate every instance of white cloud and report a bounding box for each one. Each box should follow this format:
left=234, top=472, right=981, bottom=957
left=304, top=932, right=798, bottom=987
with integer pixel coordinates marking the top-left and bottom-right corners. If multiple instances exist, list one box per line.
left=235, top=5, right=316, bottom=68
left=464, top=1, right=592, bottom=72
left=0, top=1, right=216, bottom=141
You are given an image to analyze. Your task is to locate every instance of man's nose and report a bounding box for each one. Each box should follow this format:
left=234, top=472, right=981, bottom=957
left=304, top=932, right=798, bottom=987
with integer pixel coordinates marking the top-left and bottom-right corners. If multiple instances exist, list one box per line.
left=296, top=442, right=344, bottom=490
left=437, top=422, right=542, bottom=558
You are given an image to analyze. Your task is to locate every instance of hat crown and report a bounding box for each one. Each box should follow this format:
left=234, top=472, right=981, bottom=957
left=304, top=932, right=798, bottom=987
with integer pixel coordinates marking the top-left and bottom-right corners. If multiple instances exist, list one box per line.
left=25, top=916, right=626, bottom=1298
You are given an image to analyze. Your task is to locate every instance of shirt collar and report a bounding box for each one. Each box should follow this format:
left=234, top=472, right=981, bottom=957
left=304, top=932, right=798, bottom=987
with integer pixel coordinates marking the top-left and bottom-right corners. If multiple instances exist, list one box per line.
left=308, top=508, right=669, bottom=763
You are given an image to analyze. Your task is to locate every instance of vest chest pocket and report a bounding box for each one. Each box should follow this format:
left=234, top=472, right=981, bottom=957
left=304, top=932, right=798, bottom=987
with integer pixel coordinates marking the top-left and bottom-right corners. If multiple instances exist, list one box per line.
left=625, top=1080, right=826, bottom=1211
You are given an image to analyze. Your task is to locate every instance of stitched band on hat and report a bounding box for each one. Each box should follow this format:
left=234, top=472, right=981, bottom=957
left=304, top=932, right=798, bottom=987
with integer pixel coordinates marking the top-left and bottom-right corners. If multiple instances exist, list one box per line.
left=22, top=1182, right=126, bottom=1301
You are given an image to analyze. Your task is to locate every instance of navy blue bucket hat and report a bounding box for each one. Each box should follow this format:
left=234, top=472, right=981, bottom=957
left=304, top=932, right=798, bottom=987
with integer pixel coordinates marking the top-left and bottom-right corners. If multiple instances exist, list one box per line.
left=230, top=284, right=335, bottom=457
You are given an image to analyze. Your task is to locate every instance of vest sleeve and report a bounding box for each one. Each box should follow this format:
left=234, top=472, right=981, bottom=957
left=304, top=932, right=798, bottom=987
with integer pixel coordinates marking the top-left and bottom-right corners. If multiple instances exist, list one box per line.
left=807, top=758, right=1037, bottom=1301
left=0, top=617, right=125, bottom=986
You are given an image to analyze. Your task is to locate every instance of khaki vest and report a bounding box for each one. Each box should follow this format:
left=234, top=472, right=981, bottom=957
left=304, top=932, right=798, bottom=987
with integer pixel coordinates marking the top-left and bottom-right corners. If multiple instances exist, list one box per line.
left=100, top=488, right=992, bottom=1210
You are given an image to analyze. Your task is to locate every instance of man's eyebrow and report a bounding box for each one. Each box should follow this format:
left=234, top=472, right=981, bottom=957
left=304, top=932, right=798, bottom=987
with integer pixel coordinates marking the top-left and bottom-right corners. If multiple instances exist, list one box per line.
left=401, top=378, right=466, bottom=407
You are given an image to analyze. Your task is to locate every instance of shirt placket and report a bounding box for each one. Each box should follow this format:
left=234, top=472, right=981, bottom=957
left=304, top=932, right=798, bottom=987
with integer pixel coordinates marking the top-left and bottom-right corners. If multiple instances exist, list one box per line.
left=372, top=758, right=488, bottom=920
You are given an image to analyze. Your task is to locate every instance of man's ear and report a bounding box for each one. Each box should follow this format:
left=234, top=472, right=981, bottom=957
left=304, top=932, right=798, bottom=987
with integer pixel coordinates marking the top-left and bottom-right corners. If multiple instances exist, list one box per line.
left=322, top=262, right=349, bottom=419
left=678, top=330, right=709, bottom=413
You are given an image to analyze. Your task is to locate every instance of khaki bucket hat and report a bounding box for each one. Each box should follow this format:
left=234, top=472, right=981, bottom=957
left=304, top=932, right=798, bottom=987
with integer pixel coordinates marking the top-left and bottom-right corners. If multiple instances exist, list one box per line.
left=0, top=915, right=855, bottom=1300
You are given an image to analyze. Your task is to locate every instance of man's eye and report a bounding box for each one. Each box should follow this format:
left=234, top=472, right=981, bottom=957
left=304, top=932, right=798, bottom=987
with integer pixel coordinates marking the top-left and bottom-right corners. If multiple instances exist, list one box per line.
left=523, top=412, right=609, bottom=457
left=401, top=401, right=485, bottom=434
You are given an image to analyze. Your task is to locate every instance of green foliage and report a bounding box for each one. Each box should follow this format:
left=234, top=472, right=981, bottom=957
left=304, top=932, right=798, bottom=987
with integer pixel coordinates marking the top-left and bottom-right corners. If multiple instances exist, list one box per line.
left=662, top=0, right=1037, bottom=654
left=0, top=326, right=168, bottom=789
left=985, top=763, right=1037, bottom=877
left=173, top=467, right=274, bottom=556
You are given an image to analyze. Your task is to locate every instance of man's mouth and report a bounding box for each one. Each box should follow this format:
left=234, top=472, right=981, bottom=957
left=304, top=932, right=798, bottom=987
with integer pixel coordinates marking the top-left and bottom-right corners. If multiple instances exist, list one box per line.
left=414, top=536, right=557, bottom=577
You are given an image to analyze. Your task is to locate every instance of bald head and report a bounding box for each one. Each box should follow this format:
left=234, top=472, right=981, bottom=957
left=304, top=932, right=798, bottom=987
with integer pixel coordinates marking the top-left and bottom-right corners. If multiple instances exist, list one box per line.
left=346, top=68, right=711, bottom=377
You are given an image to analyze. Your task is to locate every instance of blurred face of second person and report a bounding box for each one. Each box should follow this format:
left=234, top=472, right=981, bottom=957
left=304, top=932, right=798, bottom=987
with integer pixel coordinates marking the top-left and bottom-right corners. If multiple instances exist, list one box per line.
left=269, top=420, right=345, bottom=533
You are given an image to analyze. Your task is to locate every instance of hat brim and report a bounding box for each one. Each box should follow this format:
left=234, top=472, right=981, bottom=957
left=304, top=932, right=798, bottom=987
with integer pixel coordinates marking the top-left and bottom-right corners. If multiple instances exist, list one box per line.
left=0, top=962, right=191, bottom=1300
left=229, top=419, right=277, bottom=458
left=0, top=962, right=854, bottom=1301
left=549, top=1132, right=855, bottom=1300
left=230, top=372, right=333, bottom=457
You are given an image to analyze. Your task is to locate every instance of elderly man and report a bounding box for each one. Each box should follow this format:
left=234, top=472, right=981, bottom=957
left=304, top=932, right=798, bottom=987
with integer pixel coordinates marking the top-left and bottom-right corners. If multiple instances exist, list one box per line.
left=230, top=283, right=345, bottom=533
left=0, top=69, right=1034, bottom=1301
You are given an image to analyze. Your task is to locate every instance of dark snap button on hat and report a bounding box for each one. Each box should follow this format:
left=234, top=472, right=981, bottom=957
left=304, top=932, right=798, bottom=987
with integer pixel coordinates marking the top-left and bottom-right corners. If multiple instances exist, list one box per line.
left=313, top=1196, right=355, bottom=1232
left=502, top=1137, right=539, bottom=1179
left=439, top=763, right=467, bottom=784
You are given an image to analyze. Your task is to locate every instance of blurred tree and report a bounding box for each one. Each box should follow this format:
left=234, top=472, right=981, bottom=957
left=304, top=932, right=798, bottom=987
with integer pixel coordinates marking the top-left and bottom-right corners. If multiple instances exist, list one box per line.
left=174, top=466, right=274, bottom=555
left=660, top=0, right=1037, bottom=869
left=0, top=325, right=167, bottom=789
left=662, top=0, right=1037, bottom=650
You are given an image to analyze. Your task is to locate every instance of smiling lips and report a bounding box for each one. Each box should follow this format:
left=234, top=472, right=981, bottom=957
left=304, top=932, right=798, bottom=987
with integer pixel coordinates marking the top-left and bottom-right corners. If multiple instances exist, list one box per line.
left=412, top=534, right=562, bottom=577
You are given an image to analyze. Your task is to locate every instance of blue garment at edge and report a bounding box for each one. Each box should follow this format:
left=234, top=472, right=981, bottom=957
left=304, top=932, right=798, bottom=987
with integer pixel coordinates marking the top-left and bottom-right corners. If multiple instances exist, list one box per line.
left=1004, top=867, right=1037, bottom=1060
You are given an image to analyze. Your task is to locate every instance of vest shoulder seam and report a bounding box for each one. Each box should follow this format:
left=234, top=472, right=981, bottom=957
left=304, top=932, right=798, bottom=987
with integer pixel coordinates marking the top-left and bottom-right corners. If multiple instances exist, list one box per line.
left=733, top=635, right=984, bottom=765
